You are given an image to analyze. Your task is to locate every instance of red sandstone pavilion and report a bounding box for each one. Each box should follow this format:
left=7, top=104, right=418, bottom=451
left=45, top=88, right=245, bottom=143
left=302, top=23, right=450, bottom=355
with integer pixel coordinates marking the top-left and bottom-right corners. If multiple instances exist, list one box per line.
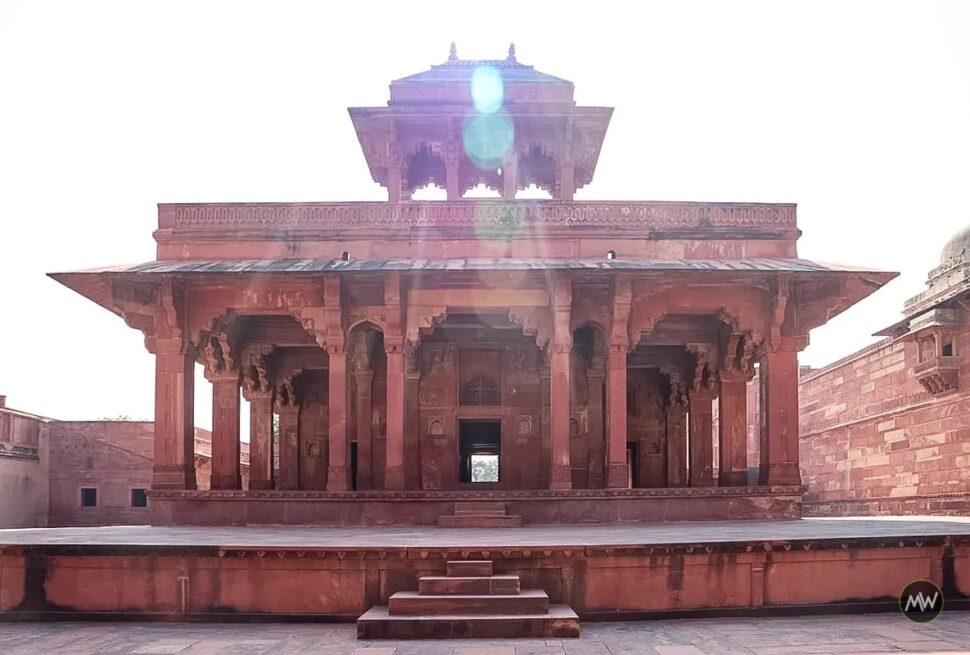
left=20, top=47, right=963, bottom=636
left=50, top=45, right=894, bottom=526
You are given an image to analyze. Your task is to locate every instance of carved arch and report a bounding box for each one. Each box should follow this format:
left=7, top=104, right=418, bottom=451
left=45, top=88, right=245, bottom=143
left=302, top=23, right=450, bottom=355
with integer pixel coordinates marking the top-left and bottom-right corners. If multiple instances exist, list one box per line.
left=627, top=287, right=770, bottom=348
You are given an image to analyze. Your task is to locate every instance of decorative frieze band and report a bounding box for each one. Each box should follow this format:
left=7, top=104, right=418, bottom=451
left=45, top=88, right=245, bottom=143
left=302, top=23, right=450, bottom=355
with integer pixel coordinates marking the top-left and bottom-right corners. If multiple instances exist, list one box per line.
left=165, top=201, right=796, bottom=234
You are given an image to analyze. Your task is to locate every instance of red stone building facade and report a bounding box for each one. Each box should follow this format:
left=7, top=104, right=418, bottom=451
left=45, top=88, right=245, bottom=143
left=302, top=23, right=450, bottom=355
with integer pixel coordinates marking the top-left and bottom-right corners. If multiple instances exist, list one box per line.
left=795, top=226, right=970, bottom=515
left=0, top=397, right=242, bottom=528
left=51, top=48, right=893, bottom=526
left=0, top=396, right=49, bottom=528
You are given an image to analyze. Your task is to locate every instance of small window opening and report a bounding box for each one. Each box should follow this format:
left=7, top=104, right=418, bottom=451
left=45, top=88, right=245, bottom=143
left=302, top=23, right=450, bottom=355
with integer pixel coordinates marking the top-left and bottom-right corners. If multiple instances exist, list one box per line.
left=942, top=341, right=954, bottom=357
left=131, top=488, right=148, bottom=508
left=341, top=251, right=351, bottom=261
left=80, top=488, right=97, bottom=507
left=606, top=250, right=616, bottom=260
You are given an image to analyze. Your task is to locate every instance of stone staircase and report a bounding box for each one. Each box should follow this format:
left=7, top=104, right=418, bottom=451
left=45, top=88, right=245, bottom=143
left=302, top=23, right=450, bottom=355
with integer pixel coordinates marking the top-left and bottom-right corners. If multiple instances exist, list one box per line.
left=436, top=500, right=523, bottom=528
left=357, top=560, right=580, bottom=639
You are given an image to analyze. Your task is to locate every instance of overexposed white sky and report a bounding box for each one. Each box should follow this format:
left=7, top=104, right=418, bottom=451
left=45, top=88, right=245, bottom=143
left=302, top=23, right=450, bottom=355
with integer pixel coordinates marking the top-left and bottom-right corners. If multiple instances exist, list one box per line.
left=0, top=1, right=967, bottom=431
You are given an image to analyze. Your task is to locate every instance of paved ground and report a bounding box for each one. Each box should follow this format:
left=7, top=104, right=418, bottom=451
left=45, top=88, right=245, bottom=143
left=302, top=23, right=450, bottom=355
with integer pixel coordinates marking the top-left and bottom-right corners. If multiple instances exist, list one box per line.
left=2, top=516, right=970, bottom=548
left=1, top=613, right=969, bottom=654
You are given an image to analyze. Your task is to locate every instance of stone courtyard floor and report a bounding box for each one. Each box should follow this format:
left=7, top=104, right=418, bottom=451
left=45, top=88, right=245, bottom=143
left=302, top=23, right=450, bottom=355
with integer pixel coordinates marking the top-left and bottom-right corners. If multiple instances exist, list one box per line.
left=2, top=613, right=970, bottom=655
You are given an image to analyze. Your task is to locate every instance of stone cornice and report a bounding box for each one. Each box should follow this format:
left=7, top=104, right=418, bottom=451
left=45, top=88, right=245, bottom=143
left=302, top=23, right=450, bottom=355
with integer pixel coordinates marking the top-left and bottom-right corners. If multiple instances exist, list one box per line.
left=158, top=201, right=797, bottom=239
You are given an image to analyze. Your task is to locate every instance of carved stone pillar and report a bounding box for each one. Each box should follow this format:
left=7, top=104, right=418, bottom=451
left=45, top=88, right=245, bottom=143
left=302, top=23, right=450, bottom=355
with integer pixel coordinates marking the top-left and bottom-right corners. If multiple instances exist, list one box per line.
left=388, top=166, right=403, bottom=203
left=274, top=370, right=301, bottom=490
left=201, top=332, right=241, bottom=490
left=247, top=391, right=274, bottom=490
left=549, top=274, right=573, bottom=490
left=666, top=383, right=688, bottom=488
left=384, top=272, right=405, bottom=490
left=152, top=338, right=197, bottom=490
left=210, top=376, right=241, bottom=490
left=606, top=276, right=631, bottom=489
left=586, top=359, right=606, bottom=488
left=242, top=348, right=275, bottom=491
left=445, top=140, right=461, bottom=201
left=502, top=149, right=519, bottom=199
left=385, top=344, right=405, bottom=490
left=327, top=345, right=350, bottom=491
left=718, top=373, right=748, bottom=486
left=688, top=388, right=715, bottom=487
left=354, top=368, right=374, bottom=490
left=404, top=344, right=421, bottom=489
left=277, top=403, right=300, bottom=490
left=352, top=330, right=374, bottom=490
left=540, top=351, right=552, bottom=489
left=759, top=340, right=802, bottom=486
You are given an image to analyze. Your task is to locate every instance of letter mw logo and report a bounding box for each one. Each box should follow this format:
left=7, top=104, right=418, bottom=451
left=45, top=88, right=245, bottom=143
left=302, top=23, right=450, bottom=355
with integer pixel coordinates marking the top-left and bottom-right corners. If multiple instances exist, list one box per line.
left=900, top=580, right=943, bottom=623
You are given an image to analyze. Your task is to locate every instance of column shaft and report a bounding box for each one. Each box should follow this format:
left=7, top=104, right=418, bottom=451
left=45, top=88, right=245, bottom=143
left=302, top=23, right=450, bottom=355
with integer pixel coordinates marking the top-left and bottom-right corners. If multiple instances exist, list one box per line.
left=550, top=346, right=572, bottom=489
left=152, top=340, right=197, bottom=490
left=759, top=346, right=802, bottom=485
left=355, top=371, right=373, bottom=490
left=384, top=348, right=406, bottom=490
left=689, top=390, right=715, bottom=486
left=277, top=406, right=300, bottom=490
left=327, top=349, right=350, bottom=491
left=586, top=371, right=606, bottom=488
left=210, top=377, right=241, bottom=490
left=718, top=376, right=749, bottom=486
left=666, top=402, right=688, bottom=487
left=605, top=349, right=629, bottom=488
left=248, top=393, right=274, bottom=490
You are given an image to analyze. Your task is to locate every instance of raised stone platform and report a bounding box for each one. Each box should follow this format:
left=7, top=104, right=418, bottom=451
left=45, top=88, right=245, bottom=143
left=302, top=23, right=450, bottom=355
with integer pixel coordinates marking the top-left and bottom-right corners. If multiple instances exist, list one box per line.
left=147, top=486, right=803, bottom=526
left=1, top=517, right=969, bottom=622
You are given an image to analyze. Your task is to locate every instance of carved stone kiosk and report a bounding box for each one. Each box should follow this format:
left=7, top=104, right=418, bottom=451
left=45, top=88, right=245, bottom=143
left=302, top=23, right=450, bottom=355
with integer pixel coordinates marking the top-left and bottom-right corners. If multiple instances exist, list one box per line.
left=50, top=46, right=893, bottom=528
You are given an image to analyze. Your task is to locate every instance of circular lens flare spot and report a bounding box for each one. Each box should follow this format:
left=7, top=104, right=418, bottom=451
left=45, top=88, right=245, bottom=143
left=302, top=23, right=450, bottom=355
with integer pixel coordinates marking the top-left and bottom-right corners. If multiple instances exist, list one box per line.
left=471, top=66, right=504, bottom=114
left=462, top=112, right=514, bottom=170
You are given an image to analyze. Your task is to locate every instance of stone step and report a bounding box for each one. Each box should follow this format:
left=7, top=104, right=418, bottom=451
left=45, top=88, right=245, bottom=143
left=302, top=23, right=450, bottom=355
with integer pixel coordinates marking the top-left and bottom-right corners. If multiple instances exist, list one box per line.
left=357, top=604, right=580, bottom=639
left=446, top=560, right=493, bottom=577
left=418, top=575, right=520, bottom=595
left=453, top=501, right=508, bottom=515
left=437, top=514, right=523, bottom=528
left=388, top=589, right=549, bottom=616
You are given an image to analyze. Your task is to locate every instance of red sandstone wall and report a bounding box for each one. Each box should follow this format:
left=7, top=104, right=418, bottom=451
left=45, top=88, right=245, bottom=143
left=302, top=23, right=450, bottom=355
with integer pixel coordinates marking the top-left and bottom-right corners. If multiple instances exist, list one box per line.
left=47, top=421, right=156, bottom=527
left=0, top=408, right=49, bottom=528
left=796, top=331, right=970, bottom=515
left=47, top=422, right=236, bottom=526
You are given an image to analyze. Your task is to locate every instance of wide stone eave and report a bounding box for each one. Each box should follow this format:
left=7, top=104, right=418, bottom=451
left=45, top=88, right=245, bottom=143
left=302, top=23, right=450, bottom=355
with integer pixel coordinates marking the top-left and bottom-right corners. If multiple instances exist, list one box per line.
left=47, top=259, right=896, bottom=326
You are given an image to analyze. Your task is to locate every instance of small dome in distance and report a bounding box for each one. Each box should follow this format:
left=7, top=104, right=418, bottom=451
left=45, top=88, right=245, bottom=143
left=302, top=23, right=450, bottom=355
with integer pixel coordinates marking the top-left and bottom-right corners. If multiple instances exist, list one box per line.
left=941, top=224, right=970, bottom=266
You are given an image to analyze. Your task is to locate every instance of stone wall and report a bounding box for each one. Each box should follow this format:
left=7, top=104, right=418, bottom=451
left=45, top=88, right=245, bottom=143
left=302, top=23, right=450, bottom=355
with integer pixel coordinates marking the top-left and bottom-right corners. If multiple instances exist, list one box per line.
left=796, top=332, right=970, bottom=515
left=0, top=403, right=49, bottom=528
left=47, top=422, right=240, bottom=526
left=47, top=421, right=157, bottom=527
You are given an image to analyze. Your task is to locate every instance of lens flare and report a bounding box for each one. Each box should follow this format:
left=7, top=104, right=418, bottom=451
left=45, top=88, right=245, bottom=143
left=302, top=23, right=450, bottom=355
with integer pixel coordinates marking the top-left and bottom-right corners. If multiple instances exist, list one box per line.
left=470, top=65, right=504, bottom=114
left=462, top=112, right=514, bottom=169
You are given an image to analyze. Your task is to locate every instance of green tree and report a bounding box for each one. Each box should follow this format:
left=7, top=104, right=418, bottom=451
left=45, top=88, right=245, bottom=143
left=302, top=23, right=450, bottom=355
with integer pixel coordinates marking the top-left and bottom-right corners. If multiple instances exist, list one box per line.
left=471, top=455, right=499, bottom=483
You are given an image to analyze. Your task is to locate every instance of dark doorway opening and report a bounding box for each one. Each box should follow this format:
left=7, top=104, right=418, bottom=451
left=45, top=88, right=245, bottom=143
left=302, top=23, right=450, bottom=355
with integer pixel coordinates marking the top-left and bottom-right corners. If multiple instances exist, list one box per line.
left=350, top=441, right=358, bottom=491
left=627, top=441, right=639, bottom=488
left=459, top=420, right=501, bottom=483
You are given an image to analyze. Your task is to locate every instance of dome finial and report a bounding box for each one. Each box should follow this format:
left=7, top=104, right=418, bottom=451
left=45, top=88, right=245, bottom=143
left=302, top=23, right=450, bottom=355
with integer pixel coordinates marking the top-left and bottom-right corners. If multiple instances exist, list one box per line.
left=507, top=43, right=516, bottom=62
left=448, top=42, right=458, bottom=63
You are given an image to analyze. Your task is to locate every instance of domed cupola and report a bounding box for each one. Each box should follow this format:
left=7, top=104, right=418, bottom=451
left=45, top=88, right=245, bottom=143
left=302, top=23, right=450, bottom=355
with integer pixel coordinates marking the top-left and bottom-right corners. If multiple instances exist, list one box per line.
left=941, top=224, right=970, bottom=267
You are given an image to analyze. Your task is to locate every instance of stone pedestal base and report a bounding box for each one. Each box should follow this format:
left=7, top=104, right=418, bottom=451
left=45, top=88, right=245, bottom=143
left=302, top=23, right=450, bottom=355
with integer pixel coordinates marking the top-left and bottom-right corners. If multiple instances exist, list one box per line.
left=605, top=464, right=629, bottom=489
